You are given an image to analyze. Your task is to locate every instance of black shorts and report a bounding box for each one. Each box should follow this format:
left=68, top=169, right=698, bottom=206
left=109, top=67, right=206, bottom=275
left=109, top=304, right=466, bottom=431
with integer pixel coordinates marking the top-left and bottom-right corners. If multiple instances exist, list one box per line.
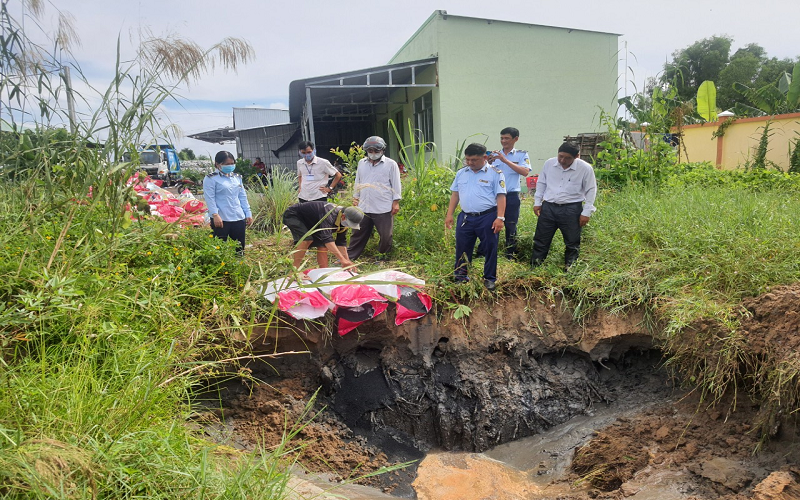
left=283, top=210, right=328, bottom=248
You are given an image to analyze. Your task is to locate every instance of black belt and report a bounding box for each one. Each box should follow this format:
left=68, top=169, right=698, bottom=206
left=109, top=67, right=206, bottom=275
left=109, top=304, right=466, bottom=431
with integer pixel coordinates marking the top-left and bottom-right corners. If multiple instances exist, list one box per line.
left=544, top=200, right=581, bottom=207
left=463, top=207, right=496, bottom=217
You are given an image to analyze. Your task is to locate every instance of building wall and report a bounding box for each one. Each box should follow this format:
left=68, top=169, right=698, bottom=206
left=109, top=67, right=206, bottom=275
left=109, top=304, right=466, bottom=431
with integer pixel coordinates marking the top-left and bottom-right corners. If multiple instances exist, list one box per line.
left=238, top=124, right=300, bottom=174
left=390, top=12, right=618, bottom=172
left=233, top=108, right=290, bottom=130
left=680, top=113, right=800, bottom=170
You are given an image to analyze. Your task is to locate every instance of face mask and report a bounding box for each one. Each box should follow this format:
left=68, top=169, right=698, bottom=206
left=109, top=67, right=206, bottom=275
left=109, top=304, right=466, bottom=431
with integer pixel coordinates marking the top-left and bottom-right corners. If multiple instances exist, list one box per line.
left=221, top=165, right=235, bottom=174
left=367, top=152, right=383, bottom=161
left=301, top=149, right=316, bottom=162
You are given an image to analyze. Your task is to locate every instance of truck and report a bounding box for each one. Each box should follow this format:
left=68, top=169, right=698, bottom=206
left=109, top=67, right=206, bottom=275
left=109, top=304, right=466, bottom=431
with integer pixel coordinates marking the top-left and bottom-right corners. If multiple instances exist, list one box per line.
left=123, top=144, right=182, bottom=186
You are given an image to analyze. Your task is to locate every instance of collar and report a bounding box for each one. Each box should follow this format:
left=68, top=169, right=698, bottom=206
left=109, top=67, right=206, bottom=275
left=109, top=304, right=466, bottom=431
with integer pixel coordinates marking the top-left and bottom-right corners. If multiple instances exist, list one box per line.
left=334, top=211, right=347, bottom=233
left=561, top=160, right=576, bottom=171
left=503, top=148, right=517, bottom=156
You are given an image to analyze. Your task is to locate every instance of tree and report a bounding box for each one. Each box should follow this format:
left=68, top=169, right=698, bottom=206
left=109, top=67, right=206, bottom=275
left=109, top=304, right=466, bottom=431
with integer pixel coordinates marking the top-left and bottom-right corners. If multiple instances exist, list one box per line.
left=179, top=147, right=195, bottom=160
left=717, top=45, right=763, bottom=110
left=716, top=44, right=797, bottom=110
left=732, top=62, right=800, bottom=116
left=662, top=36, right=732, bottom=103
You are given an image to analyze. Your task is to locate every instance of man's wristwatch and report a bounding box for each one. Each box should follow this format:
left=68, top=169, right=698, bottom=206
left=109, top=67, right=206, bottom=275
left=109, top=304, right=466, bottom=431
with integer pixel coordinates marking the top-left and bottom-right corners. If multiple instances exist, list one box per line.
left=497, top=216, right=505, bottom=221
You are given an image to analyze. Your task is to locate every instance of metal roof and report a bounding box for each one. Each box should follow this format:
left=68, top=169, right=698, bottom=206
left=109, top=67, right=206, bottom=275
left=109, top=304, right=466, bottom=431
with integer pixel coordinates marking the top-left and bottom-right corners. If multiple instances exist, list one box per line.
left=288, top=58, right=438, bottom=124
left=187, top=126, right=236, bottom=144
left=232, top=107, right=290, bottom=132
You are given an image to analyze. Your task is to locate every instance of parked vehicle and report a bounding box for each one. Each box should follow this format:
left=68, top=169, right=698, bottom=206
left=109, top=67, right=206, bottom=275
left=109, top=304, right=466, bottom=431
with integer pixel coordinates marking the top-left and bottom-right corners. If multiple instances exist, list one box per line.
left=123, top=144, right=182, bottom=186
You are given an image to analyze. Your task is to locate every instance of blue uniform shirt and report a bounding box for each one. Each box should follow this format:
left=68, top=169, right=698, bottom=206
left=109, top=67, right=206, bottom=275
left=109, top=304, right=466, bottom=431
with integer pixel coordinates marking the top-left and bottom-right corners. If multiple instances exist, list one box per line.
left=203, top=172, right=252, bottom=221
left=450, top=163, right=507, bottom=213
left=491, top=149, right=530, bottom=193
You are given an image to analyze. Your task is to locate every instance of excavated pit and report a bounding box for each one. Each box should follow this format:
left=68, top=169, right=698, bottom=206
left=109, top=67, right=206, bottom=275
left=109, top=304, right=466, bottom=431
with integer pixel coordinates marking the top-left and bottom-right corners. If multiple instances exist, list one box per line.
left=194, top=286, right=800, bottom=499
left=196, top=295, right=669, bottom=496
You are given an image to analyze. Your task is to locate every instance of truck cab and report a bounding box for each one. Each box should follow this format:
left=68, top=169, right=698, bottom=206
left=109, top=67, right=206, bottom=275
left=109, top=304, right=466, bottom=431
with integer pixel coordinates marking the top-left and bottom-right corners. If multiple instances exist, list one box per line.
left=124, top=145, right=182, bottom=186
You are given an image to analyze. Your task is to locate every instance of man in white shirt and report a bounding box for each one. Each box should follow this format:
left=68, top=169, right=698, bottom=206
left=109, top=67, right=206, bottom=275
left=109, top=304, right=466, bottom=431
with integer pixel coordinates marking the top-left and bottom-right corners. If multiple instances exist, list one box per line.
left=531, top=142, right=597, bottom=269
left=347, top=136, right=402, bottom=260
left=297, top=141, right=342, bottom=203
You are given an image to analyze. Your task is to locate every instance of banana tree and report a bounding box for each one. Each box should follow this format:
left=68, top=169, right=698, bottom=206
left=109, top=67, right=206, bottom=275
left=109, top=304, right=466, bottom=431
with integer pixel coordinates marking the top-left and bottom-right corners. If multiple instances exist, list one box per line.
left=732, top=62, right=800, bottom=116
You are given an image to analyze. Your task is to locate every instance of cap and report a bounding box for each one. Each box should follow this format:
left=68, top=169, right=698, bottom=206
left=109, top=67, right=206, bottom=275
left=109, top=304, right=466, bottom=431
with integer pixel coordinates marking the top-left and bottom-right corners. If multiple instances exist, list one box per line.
left=341, top=206, right=365, bottom=230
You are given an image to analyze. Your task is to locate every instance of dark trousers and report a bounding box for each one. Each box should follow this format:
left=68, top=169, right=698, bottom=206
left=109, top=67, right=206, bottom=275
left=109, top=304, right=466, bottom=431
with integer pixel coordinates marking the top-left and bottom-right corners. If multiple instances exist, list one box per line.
left=347, top=212, right=393, bottom=259
left=454, top=211, right=499, bottom=282
left=531, top=201, right=583, bottom=267
left=503, top=191, right=521, bottom=258
left=211, top=218, right=247, bottom=255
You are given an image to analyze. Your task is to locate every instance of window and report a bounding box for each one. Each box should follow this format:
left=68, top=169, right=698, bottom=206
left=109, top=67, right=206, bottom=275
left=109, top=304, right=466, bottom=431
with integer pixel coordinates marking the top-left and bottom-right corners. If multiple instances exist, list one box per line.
left=413, top=92, right=434, bottom=148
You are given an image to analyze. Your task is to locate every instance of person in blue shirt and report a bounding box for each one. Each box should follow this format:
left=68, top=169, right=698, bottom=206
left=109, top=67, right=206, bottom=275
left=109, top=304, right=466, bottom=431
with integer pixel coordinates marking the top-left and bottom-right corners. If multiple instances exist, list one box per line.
left=445, top=143, right=507, bottom=291
left=489, top=127, right=531, bottom=260
left=203, top=151, right=253, bottom=255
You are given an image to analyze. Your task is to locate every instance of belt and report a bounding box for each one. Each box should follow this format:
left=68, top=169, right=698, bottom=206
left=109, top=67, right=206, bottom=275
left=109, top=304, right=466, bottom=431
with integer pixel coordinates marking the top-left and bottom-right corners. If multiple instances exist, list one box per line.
left=463, top=207, right=496, bottom=217
left=544, top=200, right=581, bottom=207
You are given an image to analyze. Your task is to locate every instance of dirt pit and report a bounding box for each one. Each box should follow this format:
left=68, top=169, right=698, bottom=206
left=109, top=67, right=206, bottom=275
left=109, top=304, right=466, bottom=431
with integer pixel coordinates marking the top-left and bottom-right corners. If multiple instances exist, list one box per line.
left=194, top=286, right=800, bottom=499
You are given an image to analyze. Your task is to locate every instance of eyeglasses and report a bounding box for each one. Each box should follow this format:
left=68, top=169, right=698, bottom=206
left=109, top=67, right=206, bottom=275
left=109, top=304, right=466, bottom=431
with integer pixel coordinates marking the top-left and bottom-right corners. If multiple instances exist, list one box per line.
left=365, top=148, right=384, bottom=154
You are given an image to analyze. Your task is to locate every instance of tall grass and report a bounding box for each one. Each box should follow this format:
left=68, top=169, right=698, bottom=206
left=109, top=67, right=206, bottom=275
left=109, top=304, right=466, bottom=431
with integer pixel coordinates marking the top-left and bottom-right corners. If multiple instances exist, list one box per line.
left=0, top=2, right=321, bottom=497
left=247, top=169, right=298, bottom=234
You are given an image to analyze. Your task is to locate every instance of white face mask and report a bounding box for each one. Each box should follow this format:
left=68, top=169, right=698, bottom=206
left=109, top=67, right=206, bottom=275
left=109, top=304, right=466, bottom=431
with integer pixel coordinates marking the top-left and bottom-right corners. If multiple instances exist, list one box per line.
left=367, top=152, right=383, bottom=161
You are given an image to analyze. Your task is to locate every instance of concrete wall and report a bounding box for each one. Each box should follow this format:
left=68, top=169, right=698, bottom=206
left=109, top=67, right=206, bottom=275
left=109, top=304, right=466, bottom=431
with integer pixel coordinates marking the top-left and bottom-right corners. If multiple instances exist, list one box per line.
left=390, top=12, right=619, bottom=172
left=680, top=113, right=800, bottom=170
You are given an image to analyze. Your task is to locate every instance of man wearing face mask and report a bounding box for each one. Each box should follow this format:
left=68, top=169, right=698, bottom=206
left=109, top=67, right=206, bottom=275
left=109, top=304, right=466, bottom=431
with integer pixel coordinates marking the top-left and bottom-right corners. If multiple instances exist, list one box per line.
left=297, top=141, right=341, bottom=203
left=347, top=136, right=402, bottom=261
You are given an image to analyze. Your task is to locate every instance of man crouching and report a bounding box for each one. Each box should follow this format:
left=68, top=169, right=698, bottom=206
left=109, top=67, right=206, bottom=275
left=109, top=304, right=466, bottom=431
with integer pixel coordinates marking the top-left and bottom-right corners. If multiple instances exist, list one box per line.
left=282, top=201, right=364, bottom=269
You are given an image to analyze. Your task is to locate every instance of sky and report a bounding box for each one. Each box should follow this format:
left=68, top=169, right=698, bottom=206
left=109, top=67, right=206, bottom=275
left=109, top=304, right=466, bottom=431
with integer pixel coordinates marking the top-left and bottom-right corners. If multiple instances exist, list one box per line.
left=18, top=0, right=800, bottom=157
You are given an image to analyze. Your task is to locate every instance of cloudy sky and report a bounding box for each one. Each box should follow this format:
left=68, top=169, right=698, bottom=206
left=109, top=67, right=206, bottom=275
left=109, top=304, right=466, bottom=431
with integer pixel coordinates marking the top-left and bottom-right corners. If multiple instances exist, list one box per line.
left=21, top=0, right=800, bottom=157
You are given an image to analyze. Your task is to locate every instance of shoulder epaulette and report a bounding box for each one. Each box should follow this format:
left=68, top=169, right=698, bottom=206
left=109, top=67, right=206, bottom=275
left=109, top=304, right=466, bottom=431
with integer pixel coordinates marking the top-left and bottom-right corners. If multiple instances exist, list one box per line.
left=492, top=167, right=503, bottom=174
left=518, top=150, right=528, bottom=154
left=206, top=172, right=219, bottom=177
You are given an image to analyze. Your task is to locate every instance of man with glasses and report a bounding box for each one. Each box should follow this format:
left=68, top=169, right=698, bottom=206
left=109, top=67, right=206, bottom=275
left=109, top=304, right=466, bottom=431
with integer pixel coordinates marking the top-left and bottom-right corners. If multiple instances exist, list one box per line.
left=445, top=143, right=507, bottom=291
left=347, top=136, right=402, bottom=261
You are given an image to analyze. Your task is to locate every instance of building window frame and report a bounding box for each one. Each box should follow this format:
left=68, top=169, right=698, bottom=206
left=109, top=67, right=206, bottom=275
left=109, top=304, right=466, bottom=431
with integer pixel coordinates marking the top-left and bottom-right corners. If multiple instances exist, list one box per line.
left=413, top=91, right=434, bottom=150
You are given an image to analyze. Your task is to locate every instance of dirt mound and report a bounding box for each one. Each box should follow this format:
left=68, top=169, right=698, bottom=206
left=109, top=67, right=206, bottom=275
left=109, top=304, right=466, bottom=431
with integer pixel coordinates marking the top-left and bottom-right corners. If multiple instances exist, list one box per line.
left=740, top=284, right=800, bottom=355
left=565, top=391, right=800, bottom=499
left=197, top=369, right=392, bottom=484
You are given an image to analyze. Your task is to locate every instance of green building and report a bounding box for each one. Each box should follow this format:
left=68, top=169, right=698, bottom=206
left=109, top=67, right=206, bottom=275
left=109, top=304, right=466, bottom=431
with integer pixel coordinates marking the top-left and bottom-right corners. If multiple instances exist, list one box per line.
left=289, top=10, right=619, bottom=172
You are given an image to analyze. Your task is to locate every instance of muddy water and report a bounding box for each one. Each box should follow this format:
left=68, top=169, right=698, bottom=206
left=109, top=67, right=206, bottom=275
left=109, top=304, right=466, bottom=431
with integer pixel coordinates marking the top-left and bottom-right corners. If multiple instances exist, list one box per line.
left=413, top=385, right=680, bottom=500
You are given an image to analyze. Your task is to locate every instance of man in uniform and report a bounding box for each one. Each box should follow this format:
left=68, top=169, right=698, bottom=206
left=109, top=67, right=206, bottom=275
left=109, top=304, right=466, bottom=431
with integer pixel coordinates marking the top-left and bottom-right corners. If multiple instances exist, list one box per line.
left=489, top=127, right=531, bottom=259
left=445, top=143, right=507, bottom=291
left=282, top=201, right=364, bottom=269
left=348, top=136, right=402, bottom=260
left=297, top=141, right=342, bottom=203
left=531, top=142, right=597, bottom=269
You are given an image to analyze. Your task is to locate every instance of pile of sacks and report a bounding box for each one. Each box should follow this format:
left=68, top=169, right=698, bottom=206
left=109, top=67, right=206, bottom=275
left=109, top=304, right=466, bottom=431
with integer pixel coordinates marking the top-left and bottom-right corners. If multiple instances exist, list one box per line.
left=263, top=268, right=433, bottom=336
left=127, top=175, right=207, bottom=227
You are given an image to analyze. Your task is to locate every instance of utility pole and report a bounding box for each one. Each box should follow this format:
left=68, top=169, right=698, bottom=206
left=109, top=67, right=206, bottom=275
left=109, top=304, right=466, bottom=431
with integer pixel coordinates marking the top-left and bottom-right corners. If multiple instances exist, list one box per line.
left=62, top=65, right=77, bottom=134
